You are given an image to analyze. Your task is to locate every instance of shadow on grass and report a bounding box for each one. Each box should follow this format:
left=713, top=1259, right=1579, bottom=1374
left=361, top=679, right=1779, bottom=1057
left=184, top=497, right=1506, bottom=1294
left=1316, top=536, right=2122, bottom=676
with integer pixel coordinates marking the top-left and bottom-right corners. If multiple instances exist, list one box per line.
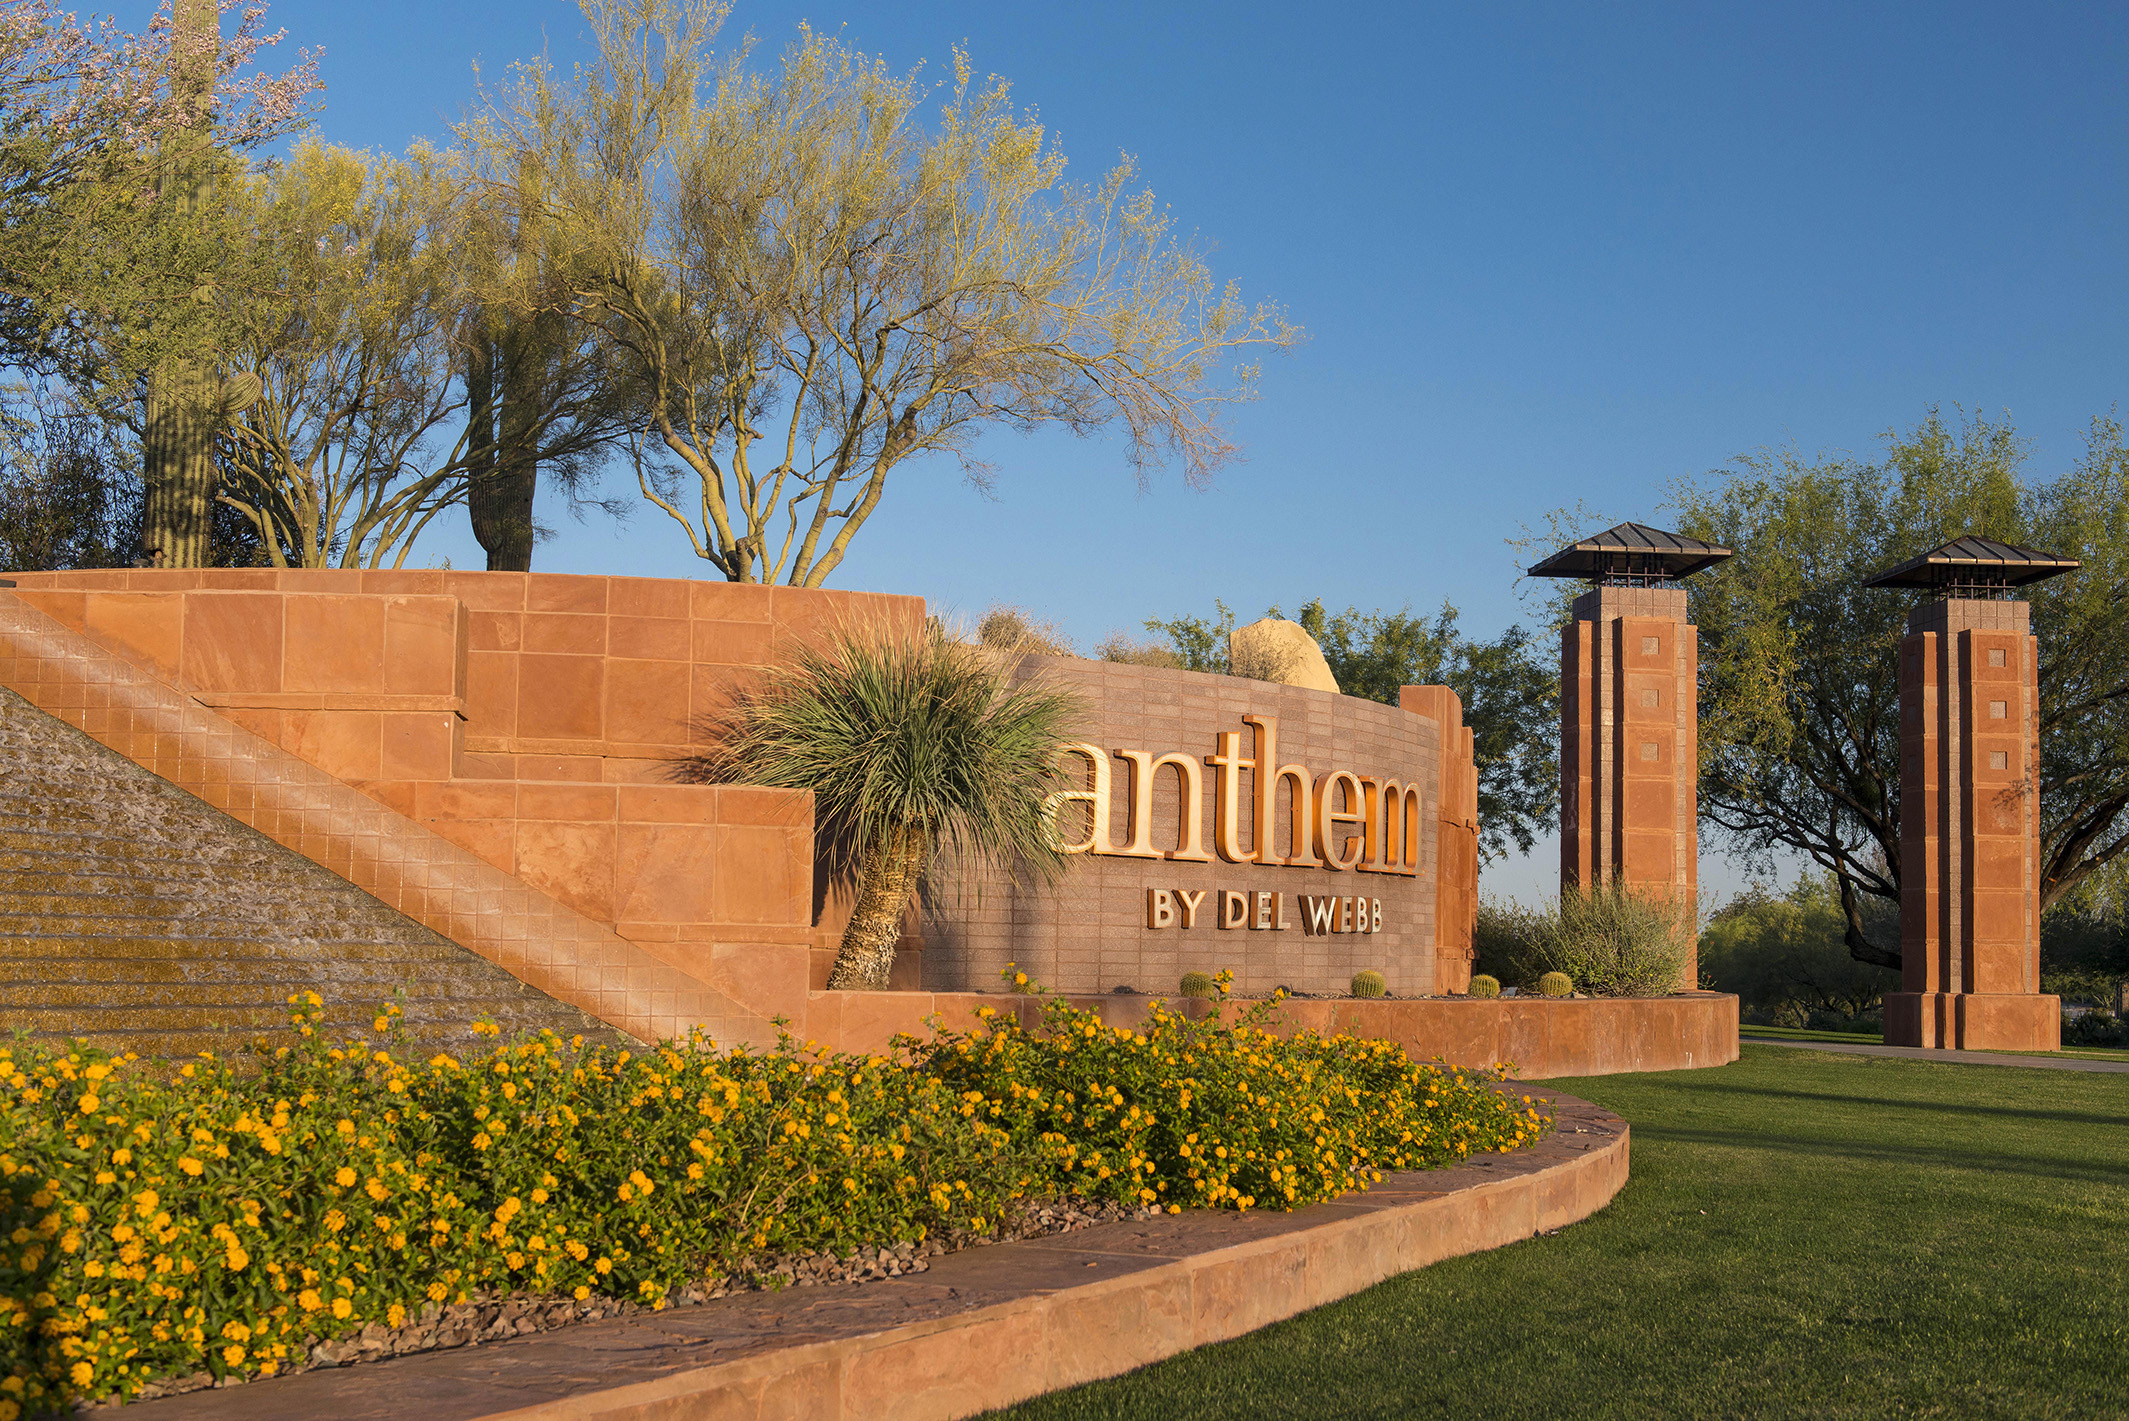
left=1652, top=1078, right=2129, bottom=1132
left=1636, top=1124, right=2129, bottom=1188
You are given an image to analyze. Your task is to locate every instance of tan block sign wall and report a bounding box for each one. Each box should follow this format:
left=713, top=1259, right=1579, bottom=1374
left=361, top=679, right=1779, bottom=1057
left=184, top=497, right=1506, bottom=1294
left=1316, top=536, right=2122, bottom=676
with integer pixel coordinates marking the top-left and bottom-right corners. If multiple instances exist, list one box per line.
left=919, top=657, right=1471, bottom=999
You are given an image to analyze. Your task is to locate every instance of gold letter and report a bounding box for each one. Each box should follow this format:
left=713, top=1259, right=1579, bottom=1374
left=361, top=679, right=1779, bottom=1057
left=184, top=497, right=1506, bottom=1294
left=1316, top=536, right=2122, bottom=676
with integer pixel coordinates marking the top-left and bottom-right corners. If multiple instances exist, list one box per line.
left=1117, top=750, right=1213, bottom=862
left=1176, top=888, right=1206, bottom=928
left=1046, top=744, right=1115, bottom=854
left=1313, top=770, right=1367, bottom=870
left=1206, top=731, right=1254, bottom=863
left=1253, top=891, right=1274, bottom=929
left=1362, top=778, right=1423, bottom=876
left=1300, top=895, right=1336, bottom=935
left=1146, top=888, right=1175, bottom=929
left=1244, top=715, right=1320, bottom=867
left=1220, top=889, right=1249, bottom=928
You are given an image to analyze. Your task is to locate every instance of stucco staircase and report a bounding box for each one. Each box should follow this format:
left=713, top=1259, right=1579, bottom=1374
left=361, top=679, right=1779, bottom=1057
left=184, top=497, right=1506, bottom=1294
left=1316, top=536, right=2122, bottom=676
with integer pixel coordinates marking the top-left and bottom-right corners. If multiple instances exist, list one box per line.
left=0, top=589, right=776, bottom=1055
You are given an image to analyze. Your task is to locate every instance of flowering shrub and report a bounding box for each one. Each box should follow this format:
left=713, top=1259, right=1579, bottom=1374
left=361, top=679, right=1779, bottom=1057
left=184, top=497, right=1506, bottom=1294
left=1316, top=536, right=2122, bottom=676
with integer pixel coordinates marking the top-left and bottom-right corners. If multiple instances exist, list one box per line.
left=922, top=997, right=1546, bottom=1210
left=0, top=994, right=1546, bottom=1410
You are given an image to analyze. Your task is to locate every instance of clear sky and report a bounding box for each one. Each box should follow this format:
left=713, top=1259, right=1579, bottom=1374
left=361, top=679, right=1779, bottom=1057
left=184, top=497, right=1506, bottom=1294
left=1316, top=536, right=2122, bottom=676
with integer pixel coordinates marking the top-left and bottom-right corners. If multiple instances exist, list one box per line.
left=118, top=0, right=2129, bottom=900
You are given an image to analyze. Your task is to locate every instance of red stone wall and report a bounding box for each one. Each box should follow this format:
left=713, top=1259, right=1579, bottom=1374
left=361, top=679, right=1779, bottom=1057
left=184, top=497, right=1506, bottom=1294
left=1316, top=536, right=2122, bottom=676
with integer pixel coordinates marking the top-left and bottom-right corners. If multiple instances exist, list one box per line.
left=1888, top=597, right=2059, bottom=1050
left=1561, top=585, right=1700, bottom=985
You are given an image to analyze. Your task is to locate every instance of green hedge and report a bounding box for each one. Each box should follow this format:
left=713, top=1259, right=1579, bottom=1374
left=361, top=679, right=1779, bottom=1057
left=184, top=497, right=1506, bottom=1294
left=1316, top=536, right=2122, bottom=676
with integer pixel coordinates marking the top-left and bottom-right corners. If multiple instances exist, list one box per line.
left=0, top=995, right=1547, bottom=1410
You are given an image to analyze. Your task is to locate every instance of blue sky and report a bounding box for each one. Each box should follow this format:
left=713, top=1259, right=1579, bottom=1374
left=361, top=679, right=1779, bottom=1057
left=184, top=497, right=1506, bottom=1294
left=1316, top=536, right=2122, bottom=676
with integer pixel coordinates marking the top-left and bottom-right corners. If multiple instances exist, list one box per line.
left=128, top=1, right=2129, bottom=898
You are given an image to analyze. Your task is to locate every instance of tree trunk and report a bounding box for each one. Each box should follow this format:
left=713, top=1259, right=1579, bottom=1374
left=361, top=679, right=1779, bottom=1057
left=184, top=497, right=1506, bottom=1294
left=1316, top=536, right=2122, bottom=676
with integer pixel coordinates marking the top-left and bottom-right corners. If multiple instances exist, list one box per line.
left=469, top=332, right=537, bottom=571
left=140, top=0, right=220, bottom=569
left=828, top=826, right=927, bottom=990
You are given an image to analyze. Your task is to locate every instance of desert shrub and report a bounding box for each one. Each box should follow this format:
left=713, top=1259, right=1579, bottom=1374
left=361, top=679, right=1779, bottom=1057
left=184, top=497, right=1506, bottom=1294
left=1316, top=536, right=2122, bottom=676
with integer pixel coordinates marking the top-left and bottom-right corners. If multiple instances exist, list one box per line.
left=1473, top=898, right=1544, bottom=986
left=1537, top=971, right=1573, bottom=998
left=976, top=605, right=1075, bottom=658
left=0, top=994, right=1548, bottom=1408
left=1495, top=881, right=1692, bottom=997
left=682, top=623, right=1082, bottom=990
left=1350, top=970, right=1387, bottom=999
left=1093, top=632, right=1182, bottom=669
left=1178, top=971, right=1217, bottom=999
left=1699, top=877, right=1898, bottom=1024
left=2064, top=1010, right=2129, bottom=1048
left=1467, top=975, right=1501, bottom=999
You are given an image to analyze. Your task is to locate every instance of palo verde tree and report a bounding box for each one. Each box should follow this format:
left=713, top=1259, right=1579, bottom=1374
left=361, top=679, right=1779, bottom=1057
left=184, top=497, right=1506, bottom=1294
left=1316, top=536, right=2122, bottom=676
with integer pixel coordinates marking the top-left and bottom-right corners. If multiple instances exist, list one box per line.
left=470, top=1, right=1298, bottom=585
left=210, top=142, right=629, bottom=569
left=1674, top=407, right=2129, bottom=971
left=0, top=1, right=317, bottom=379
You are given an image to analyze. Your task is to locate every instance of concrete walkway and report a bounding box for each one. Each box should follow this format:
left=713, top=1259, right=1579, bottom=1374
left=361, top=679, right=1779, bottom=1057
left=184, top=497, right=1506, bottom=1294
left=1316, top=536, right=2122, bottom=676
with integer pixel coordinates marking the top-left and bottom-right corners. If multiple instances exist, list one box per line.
left=1742, top=1036, right=2129, bottom=1074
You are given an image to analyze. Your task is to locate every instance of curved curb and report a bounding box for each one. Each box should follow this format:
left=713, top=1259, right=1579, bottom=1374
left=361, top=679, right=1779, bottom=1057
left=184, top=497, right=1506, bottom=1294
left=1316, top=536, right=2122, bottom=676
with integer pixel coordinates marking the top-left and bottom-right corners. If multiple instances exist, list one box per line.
left=132, top=1092, right=1626, bottom=1421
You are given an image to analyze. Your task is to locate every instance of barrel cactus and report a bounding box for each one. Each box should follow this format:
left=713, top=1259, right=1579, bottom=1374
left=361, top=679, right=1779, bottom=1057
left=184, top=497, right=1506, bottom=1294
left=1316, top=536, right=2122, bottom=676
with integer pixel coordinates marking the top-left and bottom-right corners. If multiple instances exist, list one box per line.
left=1538, top=971, right=1574, bottom=998
left=1351, top=970, right=1387, bottom=998
left=1179, top=971, right=1217, bottom=999
left=1468, top=974, right=1501, bottom=999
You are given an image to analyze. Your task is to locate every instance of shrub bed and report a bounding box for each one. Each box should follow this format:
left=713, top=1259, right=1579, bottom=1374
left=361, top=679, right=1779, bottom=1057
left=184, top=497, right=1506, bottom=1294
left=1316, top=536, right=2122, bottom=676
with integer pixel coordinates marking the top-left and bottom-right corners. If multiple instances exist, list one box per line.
left=0, top=995, right=1547, bottom=1411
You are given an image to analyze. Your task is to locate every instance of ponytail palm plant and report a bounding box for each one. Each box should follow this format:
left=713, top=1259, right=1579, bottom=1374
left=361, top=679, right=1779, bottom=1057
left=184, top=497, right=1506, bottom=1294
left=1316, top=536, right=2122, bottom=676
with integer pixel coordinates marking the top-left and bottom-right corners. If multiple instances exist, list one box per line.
left=682, top=623, right=1084, bottom=990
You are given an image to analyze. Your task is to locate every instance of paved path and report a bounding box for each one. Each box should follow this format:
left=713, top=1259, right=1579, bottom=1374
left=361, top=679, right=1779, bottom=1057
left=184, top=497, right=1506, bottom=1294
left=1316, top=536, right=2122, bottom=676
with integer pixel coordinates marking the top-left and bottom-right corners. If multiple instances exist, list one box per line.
left=1742, top=1036, right=2129, bottom=1074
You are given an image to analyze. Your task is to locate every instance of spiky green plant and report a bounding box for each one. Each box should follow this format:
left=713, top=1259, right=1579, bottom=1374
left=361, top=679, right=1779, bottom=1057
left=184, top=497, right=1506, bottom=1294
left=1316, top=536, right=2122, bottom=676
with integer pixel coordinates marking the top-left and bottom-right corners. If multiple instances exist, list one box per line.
left=1538, top=970, right=1574, bottom=998
left=1467, top=974, right=1501, bottom=999
left=682, top=622, right=1084, bottom=990
left=1179, top=971, right=1217, bottom=1000
left=1351, top=970, right=1387, bottom=999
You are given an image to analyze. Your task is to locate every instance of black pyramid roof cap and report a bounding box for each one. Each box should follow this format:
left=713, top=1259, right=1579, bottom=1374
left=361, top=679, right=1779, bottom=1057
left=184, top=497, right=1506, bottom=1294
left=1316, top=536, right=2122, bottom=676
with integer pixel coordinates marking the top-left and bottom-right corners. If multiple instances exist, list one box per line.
left=1861, top=535, right=2080, bottom=590
left=1525, top=522, right=1734, bottom=581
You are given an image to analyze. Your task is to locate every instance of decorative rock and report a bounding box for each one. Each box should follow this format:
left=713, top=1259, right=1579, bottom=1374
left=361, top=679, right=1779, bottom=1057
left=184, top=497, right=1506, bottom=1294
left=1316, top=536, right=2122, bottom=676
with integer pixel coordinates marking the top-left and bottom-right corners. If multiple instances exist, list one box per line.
left=1229, top=618, right=1339, bottom=693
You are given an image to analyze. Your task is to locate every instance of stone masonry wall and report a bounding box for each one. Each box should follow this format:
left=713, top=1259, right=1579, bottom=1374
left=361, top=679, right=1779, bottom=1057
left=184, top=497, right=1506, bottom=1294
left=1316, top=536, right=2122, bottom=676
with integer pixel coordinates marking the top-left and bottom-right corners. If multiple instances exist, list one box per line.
left=919, top=658, right=1449, bottom=999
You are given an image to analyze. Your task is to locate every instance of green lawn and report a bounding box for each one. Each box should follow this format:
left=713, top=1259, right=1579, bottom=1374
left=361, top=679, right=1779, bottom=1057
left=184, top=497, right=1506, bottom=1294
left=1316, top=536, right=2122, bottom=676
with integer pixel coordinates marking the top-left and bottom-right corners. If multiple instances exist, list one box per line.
left=1741, top=1022, right=2129, bottom=1063
left=994, top=1044, right=2129, bottom=1420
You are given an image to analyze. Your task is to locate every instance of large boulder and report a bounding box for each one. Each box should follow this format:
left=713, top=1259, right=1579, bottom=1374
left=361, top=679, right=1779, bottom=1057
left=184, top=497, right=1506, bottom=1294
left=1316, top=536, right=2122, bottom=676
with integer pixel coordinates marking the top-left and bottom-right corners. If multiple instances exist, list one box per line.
left=1228, top=618, right=1339, bottom=693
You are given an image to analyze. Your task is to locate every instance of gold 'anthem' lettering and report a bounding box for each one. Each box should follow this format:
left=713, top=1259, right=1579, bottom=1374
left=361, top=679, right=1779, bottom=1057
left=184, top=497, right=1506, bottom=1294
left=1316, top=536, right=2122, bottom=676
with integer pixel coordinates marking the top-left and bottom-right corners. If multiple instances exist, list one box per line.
left=1043, top=719, right=1422, bottom=877
left=1116, top=750, right=1213, bottom=861
left=1245, top=716, right=1321, bottom=868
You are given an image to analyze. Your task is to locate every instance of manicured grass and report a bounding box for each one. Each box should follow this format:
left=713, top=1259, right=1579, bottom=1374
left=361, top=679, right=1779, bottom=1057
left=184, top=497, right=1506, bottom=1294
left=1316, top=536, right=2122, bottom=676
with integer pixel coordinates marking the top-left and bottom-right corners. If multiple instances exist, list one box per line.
left=994, top=1045, right=2129, bottom=1420
left=1741, top=1022, right=2129, bottom=1063
left=1737, top=1023, right=1884, bottom=1044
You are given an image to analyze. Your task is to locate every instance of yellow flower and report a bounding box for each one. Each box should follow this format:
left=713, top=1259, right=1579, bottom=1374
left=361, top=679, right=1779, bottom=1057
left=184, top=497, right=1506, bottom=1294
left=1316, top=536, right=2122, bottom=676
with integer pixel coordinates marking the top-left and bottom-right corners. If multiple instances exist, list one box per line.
left=573, top=1285, right=590, bottom=1301
left=332, top=1297, right=353, bottom=1320
left=334, top=1167, right=357, bottom=1187
left=298, top=1289, right=322, bottom=1312
left=222, top=1344, right=245, bottom=1366
left=178, top=1157, right=203, bottom=1176
left=77, top=1094, right=99, bottom=1113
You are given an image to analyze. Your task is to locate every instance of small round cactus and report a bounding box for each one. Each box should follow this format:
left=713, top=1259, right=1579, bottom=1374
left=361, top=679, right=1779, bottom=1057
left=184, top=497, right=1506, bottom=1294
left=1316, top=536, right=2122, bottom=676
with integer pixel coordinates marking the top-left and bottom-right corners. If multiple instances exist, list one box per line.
left=1351, top=970, right=1387, bottom=999
left=1468, top=974, right=1501, bottom=999
left=1179, top=971, right=1217, bottom=999
left=1538, top=971, right=1574, bottom=998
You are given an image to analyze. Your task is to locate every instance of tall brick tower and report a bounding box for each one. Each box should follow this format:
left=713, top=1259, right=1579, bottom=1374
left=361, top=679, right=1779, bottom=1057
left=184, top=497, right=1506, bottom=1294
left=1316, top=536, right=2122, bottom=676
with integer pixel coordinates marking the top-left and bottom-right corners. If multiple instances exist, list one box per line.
left=1530, top=524, right=1731, bottom=987
left=1865, top=537, right=2078, bottom=1051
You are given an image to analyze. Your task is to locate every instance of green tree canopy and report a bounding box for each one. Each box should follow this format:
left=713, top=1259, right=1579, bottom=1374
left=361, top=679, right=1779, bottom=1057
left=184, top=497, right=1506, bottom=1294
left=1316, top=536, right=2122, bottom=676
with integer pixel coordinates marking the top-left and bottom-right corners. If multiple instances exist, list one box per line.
left=1674, top=407, right=2129, bottom=970
left=466, top=1, right=1298, bottom=586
